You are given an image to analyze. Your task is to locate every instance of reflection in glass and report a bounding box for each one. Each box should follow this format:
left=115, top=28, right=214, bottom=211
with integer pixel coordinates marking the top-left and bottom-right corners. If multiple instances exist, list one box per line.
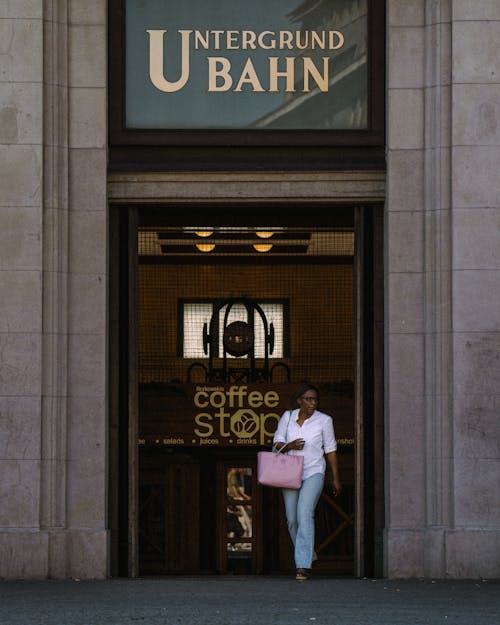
left=226, top=504, right=252, bottom=538
left=227, top=467, right=252, bottom=500
left=126, top=0, right=369, bottom=130
left=227, top=542, right=252, bottom=553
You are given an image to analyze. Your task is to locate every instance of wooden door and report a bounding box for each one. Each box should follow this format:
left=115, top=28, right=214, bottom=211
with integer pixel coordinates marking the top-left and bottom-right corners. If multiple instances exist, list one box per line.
left=139, top=451, right=200, bottom=574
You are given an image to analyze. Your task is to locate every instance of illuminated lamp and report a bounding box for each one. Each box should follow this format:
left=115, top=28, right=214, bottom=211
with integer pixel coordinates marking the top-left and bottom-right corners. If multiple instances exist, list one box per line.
left=253, top=244, right=273, bottom=253
left=196, top=243, right=215, bottom=252
left=255, top=231, right=274, bottom=238
left=194, top=230, right=213, bottom=237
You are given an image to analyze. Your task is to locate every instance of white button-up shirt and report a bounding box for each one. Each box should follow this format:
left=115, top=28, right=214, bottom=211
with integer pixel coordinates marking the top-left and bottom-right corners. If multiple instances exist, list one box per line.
left=273, top=408, right=337, bottom=480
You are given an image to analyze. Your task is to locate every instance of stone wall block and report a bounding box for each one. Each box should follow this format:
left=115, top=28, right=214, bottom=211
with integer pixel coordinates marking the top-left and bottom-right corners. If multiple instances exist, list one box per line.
left=388, top=272, right=424, bottom=333
left=454, top=333, right=500, bottom=396
left=44, top=86, right=69, bottom=148
left=0, top=396, right=41, bottom=460
left=67, top=334, right=106, bottom=398
left=69, top=273, right=106, bottom=335
left=387, top=394, right=426, bottom=526
left=453, top=270, right=500, bottom=331
left=69, top=25, right=106, bottom=88
left=0, top=82, right=43, bottom=144
left=42, top=207, right=69, bottom=274
left=0, top=207, right=41, bottom=270
left=0, top=270, right=41, bottom=333
left=0, top=18, right=43, bottom=82
left=385, top=529, right=425, bottom=578
left=69, top=148, right=106, bottom=211
left=67, top=457, right=106, bottom=527
left=0, top=333, right=41, bottom=396
left=0, top=532, right=48, bottom=579
left=0, top=459, right=40, bottom=526
left=388, top=27, right=425, bottom=88
left=453, top=84, right=500, bottom=146
left=388, top=0, right=424, bottom=26
left=452, top=21, right=500, bottom=84
left=387, top=211, right=424, bottom=273
left=387, top=150, right=424, bottom=212
left=43, top=147, right=69, bottom=213
left=388, top=89, right=424, bottom=149
left=67, top=530, right=108, bottom=579
left=453, top=146, right=500, bottom=208
left=69, top=88, right=106, bottom=148
left=446, top=530, right=500, bottom=578
left=69, top=211, right=107, bottom=275
left=454, top=459, right=500, bottom=527
left=69, top=0, right=106, bottom=25
left=424, top=209, right=451, bottom=276
left=424, top=86, right=451, bottom=147
left=388, top=333, right=425, bottom=398
left=453, top=208, right=500, bottom=270
left=0, top=2, right=43, bottom=19
left=454, top=394, right=500, bottom=460
left=425, top=22, right=451, bottom=88
left=453, top=1, right=500, bottom=20
left=0, top=145, right=42, bottom=206
left=43, top=0, right=68, bottom=24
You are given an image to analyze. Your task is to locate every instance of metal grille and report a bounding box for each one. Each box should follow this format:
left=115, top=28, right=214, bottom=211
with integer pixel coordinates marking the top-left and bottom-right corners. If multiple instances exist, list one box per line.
left=138, top=227, right=354, bottom=386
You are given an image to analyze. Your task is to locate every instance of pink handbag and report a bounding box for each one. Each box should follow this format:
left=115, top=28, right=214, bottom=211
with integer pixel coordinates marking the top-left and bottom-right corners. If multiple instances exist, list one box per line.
left=257, top=448, right=304, bottom=489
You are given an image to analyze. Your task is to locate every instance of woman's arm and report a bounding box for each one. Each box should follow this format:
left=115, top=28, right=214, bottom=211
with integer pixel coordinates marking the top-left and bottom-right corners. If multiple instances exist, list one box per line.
left=326, top=450, right=342, bottom=496
left=274, top=439, right=305, bottom=452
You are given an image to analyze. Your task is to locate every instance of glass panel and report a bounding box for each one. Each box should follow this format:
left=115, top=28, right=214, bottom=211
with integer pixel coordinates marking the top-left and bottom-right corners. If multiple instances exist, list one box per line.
left=219, top=304, right=283, bottom=358
left=226, top=504, right=252, bottom=539
left=227, top=542, right=252, bottom=552
left=126, top=0, right=368, bottom=130
left=182, top=301, right=284, bottom=358
left=183, top=303, right=213, bottom=357
left=227, top=467, right=252, bottom=500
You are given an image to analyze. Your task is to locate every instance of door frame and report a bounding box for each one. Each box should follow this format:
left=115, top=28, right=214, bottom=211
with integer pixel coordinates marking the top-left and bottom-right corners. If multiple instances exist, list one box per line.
left=108, top=199, right=384, bottom=578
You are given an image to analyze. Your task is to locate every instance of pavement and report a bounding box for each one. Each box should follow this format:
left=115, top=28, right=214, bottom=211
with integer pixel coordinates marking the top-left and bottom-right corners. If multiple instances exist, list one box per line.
left=0, top=577, right=499, bottom=625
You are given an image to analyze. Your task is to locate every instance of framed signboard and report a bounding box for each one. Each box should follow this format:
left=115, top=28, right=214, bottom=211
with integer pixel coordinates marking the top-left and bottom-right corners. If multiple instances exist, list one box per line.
left=109, top=0, right=384, bottom=149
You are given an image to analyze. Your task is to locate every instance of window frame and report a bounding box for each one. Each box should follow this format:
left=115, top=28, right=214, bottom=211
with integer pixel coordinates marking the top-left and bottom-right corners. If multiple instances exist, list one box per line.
left=108, top=0, right=385, bottom=151
left=177, top=298, right=290, bottom=359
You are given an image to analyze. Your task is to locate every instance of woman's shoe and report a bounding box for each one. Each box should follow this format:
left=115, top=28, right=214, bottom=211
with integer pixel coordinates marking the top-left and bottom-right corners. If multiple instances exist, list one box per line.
left=295, top=568, right=311, bottom=581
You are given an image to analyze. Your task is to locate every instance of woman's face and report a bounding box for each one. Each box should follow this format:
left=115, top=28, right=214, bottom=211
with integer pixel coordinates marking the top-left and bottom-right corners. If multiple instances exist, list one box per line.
left=297, top=389, right=318, bottom=415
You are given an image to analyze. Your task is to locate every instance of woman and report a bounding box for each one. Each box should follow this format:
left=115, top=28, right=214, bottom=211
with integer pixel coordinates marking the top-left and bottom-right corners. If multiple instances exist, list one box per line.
left=273, top=383, right=342, bottom=581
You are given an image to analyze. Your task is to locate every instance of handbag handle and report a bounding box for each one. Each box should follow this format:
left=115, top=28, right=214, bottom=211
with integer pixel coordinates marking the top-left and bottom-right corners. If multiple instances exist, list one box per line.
left=273, top=410, right=293, bottom=454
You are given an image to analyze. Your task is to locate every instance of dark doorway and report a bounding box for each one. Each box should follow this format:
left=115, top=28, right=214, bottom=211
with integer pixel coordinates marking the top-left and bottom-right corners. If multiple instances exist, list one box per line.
left=109, top=203, right=383, bottom=577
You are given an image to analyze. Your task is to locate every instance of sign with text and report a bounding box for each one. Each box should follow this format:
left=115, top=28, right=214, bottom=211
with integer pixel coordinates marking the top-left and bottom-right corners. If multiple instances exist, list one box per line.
left=126, top=0, right=368, bottom=130
left=138, top=383, right=354, bottom=447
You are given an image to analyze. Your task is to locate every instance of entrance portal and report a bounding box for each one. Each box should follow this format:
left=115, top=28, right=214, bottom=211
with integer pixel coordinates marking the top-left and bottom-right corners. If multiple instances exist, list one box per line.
left=109, top=203, right=383, bottom=577
left=137, top=213, right=355, bottom=575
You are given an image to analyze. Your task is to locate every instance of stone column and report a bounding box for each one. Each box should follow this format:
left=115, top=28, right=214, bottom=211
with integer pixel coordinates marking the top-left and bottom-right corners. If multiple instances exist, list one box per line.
left=0, top=0, right=46, bottom=578
left=447, top=0, right=500, bottom=577
left=386, top=0, right=500, bottom=577
left=386, top=0, right=428, bottom=577
left=64, top=0, right=108, bottom=578
left=0, top=0, right=108, bottom=579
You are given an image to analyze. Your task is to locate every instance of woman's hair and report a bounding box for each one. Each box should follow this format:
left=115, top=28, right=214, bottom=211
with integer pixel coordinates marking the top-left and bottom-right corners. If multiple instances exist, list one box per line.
left=292, top=382, right=320, bottom=406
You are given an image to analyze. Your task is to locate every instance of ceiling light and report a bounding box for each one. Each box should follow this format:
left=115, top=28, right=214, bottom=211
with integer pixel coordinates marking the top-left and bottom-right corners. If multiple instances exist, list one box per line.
left=253, top=244, right=273, bottom=253
left=194, top=230, right=213, bottom=237
left=196, top=243, right=215, bottom=252
left=255, top=231, right=274, bottom=239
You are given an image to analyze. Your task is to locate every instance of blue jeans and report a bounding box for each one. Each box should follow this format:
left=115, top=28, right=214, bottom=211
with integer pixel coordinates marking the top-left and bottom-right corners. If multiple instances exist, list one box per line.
left=282, top=472, right=324, bottom=569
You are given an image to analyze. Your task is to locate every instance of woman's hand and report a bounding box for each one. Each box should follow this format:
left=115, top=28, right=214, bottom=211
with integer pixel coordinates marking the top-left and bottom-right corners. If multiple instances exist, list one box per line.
left=331, top=479, right=342, bottom=497
left=287, top=438, right=305, bottom=451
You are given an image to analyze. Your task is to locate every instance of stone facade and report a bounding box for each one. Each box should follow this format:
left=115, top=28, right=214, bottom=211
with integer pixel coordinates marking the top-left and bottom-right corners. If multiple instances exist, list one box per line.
left=0, top=0, right=499, bottom=579
left=0, top=0, right=107, bottom=578
left=385, top=0, right=500, bottom=578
